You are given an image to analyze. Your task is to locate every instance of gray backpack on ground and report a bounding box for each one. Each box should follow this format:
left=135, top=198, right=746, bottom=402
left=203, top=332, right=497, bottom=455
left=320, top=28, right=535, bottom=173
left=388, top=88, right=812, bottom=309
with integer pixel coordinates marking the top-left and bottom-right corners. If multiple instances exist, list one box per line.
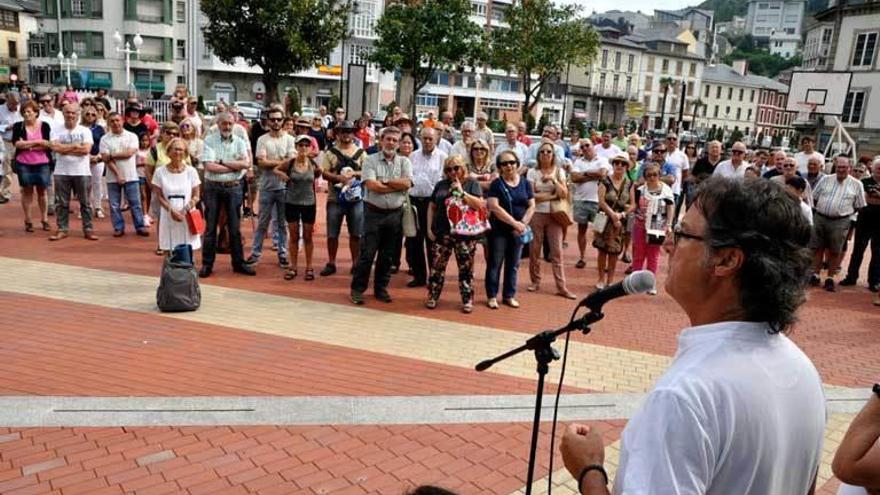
left=157, top=245, right=201, bottom=312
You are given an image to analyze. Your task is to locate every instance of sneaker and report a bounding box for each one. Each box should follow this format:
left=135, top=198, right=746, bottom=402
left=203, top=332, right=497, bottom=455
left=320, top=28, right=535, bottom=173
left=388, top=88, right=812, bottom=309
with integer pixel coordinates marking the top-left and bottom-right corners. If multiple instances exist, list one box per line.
left=350, top=291, right=365, bottom=305
left=96, top=208, right=106, bottom=219
left=839, top=277, right=857, bottom=286
left=143, top=215, right=152, bottom=227
left=245, top=254, right=260, bottom=265
left=113, top=230, right=124, bottom=237
left=233, top=264, right=257, bottom=276
left=809, top=274, right=821, bottom=287
left=375, top=291, right=393, bottom=303
left=823, top=278, right=835, bottom=292
left=461, top=301, right=473, bottom=314
left=425, top=298, right=437, bottom=309
left=648, top=289, right=658, bottom=296
left=320, top=263, right=337, bottom=276
left=487, top=298, right=499, bottom=309
left=279, top=256, right=289, bottom=269
left=503, top=298, right=520, bottom=308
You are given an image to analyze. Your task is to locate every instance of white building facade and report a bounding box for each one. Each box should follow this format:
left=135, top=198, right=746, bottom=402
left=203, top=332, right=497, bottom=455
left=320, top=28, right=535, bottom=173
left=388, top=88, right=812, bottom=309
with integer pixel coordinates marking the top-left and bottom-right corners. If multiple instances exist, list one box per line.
left=745, top=0, right=806, bottom=42
left=637, top=37, right=705, bottom=132
left=698, top=62, right=761, bottom=139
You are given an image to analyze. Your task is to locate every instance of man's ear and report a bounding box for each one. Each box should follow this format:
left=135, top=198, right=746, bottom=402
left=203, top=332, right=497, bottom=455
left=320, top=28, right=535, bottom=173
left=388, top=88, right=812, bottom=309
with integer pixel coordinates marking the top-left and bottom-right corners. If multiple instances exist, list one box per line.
left=712, top=247, right=744, bottom=278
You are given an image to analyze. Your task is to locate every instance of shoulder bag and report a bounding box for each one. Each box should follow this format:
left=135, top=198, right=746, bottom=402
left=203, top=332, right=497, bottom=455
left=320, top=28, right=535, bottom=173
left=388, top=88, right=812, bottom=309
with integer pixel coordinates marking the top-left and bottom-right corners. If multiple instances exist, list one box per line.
left=500, top=179, right=533, bottom=244
left=548, top=167, right=573, bottom=228
left=403, top=192, right=418, bottom=238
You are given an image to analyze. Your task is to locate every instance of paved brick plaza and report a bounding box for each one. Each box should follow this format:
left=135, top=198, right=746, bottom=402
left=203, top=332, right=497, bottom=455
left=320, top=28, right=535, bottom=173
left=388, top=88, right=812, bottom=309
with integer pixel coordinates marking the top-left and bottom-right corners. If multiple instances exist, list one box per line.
left=0, top=191, right=877, bottom=494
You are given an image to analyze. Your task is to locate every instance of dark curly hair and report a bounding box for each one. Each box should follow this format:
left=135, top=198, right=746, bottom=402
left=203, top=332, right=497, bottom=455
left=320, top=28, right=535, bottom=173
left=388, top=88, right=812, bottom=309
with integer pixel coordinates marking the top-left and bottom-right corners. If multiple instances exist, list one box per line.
left=692, top=176, right=812, bottom=334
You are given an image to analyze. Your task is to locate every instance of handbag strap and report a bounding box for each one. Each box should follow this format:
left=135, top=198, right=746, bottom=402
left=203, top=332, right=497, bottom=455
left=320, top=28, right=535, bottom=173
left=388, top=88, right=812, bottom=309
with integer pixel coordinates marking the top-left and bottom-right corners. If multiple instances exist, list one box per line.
left=608, top=177, right=628, bottom=212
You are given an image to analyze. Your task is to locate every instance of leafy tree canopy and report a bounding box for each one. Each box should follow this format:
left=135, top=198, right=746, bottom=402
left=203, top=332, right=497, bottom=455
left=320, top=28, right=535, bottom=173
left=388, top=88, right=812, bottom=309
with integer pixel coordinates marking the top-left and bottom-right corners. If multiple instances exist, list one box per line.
left=201, top=0, right=351, bottom=103
left=490, top=0, right=599, bottom=120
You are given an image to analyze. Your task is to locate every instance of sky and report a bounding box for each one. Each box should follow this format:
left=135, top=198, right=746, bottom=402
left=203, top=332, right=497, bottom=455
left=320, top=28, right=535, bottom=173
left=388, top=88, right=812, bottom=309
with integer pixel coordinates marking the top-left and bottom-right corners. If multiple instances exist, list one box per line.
left=563, top=0, right=697, bottom=15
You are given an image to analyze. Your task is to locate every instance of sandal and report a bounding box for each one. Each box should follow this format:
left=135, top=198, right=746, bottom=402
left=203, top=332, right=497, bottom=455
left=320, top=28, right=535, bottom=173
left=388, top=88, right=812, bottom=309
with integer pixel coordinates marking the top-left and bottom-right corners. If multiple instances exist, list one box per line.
left=284, top=268, right=298, bottom=281
left=24, top=222, right=34, bottom=233
left=304, top=268, right=315, bottom=281
left=155, top=247, right=164, bottom=256
left=41, top=221, right=51, bottom=231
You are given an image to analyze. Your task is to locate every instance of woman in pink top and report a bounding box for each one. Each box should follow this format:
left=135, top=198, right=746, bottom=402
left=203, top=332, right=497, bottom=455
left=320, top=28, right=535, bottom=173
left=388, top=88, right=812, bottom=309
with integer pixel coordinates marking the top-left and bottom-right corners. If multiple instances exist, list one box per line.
left=12, top=100, right=53, bottom=232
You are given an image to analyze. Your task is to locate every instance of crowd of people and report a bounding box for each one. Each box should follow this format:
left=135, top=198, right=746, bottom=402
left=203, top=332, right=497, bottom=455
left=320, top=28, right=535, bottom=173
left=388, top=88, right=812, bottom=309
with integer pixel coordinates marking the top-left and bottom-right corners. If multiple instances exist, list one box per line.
left=0, top=85, right=877, bottom=311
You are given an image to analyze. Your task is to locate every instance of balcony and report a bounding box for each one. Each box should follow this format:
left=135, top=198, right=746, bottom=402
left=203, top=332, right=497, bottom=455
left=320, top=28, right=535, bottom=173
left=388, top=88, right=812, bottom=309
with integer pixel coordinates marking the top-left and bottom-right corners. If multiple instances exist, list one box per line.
left=566, top=85, right=636, bottom=101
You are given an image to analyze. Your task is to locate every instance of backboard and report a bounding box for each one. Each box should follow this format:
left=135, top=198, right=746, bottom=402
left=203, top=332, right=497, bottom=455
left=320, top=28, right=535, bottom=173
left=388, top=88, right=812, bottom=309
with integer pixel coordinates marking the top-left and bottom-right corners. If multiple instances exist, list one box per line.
left=785, top=71, right=853, bottom=115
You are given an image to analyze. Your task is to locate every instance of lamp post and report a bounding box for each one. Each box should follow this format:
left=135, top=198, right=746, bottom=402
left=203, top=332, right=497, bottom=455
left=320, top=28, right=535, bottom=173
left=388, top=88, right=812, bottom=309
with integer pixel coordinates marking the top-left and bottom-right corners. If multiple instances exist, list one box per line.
left=597, top=99, right=604, bottom=126
left=473, top=72, right=482, bottom=121
left=57, top=51, right=77, bottom=87
left=113, top=30, right=143, bottom=96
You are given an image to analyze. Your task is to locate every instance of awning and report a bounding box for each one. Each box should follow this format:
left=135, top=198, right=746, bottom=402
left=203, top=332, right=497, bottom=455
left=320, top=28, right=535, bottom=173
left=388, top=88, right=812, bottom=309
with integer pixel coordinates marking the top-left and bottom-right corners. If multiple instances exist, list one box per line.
left=134, top=80, right=165, bottom=92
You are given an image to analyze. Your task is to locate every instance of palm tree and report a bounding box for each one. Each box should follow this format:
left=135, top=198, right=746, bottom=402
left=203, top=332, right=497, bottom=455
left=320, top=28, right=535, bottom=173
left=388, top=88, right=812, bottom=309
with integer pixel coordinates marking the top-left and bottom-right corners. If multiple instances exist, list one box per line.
left=691, top=98, right=704, bottom=133
left=658, top=77, right=675, bottom=131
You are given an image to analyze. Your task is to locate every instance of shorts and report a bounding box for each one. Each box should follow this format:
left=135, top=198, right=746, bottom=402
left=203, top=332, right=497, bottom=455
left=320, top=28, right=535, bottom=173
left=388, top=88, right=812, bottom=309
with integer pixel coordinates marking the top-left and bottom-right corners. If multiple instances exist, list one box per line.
left=573, top=200, right=599, bottom=225
left=285, top=203, right=317, bottom=224
left=810, top=213, right=850, bottom=253
left=326, top=200, right=364, bottom=238
left=17, top=163, right=51, bottom=188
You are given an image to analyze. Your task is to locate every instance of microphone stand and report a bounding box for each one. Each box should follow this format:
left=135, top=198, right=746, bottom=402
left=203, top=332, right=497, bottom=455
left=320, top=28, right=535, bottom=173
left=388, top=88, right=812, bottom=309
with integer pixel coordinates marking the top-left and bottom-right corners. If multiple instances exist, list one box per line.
left=475, top=308, right=605, bottom=495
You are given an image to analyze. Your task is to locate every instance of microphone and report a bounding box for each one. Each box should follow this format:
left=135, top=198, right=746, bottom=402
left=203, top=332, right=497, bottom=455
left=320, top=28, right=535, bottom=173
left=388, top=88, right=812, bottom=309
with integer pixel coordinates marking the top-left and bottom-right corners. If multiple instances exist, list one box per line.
left=580, top=270, right=655, bottom=311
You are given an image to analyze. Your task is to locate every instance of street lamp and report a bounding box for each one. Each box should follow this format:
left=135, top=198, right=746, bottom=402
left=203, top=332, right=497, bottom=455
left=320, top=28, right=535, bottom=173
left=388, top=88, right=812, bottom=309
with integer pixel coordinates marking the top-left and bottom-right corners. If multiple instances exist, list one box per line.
left=473, top=72, right=482, bottom=121
left=597, top=99, right=604, bottom=125
left=114, top=30, right=143, bottom=96
left=57, top=51, right=77, bottom=87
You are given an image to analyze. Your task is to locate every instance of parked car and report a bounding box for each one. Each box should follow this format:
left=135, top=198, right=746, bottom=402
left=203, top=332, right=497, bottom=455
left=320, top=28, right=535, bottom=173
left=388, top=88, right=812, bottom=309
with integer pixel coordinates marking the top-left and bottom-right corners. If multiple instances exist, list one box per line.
left=299, top=106, right=318, bottom=120
left=234, top=101, right=264, bottom=120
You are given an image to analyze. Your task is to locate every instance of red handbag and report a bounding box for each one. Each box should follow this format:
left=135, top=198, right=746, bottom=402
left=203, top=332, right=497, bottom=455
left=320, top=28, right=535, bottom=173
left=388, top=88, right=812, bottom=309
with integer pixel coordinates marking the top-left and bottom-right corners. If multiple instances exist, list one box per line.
left=186, top=208, right=205, bottom=235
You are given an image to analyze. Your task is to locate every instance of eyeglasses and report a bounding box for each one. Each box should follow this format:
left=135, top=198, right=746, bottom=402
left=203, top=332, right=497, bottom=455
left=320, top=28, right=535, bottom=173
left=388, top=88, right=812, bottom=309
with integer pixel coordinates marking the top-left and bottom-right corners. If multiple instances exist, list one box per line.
left=84, top=113, right=97, bottom=117
left=782, top=163, right=796, bottom=168
left=499, top=160, right=517, bottom=167
left=444, top=166, right=462, bottom=173
left=268, top=118, right=283, bottom=122
left=180, top=124, right=191, bottom=129
left=165, top=131, right=180, bottom=137
left=673, top=225, right=704, bottom=245
left=644, top=172, right=660, bottom=178
left=472, top=147, right=487, bottom=152
left=539, top=149, right=554, bottom=155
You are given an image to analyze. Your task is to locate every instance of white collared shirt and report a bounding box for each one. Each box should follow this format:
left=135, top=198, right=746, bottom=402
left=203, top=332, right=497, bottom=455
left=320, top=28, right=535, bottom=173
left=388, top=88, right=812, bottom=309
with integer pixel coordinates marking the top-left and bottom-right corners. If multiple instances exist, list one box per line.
left=712, top=159, right=748, bottom=178
left=494, top=140, right=529, bottom=165
left=409, top=147, right=446, bottom=198
left=614, top=321, right=825, bottom=495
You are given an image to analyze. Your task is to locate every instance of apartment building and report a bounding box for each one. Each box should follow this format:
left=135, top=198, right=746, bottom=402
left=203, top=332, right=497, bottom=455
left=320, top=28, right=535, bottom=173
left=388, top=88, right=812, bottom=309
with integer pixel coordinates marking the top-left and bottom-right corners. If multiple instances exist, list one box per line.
left=634, top=34, right=705, bottom=131
left=745, top=0, right=806, bottom=42
left=802, top=21, right=834, bottom=70
left=755, top=79, right=796, bottom=144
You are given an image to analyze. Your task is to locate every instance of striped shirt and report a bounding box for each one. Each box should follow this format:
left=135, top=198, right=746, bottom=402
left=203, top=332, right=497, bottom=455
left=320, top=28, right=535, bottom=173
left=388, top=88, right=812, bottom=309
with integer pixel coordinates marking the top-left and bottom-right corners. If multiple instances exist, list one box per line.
left=203, top=132, right=249, bottom=182
left=812, top=174, right=866, bottom=218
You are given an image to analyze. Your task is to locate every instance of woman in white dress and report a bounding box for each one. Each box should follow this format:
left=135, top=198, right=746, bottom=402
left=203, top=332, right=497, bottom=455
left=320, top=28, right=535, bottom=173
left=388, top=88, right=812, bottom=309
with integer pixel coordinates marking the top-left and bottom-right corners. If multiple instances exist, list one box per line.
left=151, top=138, right=201, bottom=252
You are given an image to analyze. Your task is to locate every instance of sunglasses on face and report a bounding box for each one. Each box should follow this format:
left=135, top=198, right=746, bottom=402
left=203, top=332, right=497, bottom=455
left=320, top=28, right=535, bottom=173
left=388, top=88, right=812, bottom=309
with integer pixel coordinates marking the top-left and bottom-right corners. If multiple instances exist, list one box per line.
left=783, top=164, right=796, bottom=168
left=40, top=100, right=51, bottom=104
left=645, top=172, right=660, bottom=178
left=539, top=149, right=553, bottom=155
left=653, top=149, right=666, bottom=153
left=444, top=166, right=462, bottom=173
left=472, top=147, right=487, bottom=152
left=612, top=161, right=627, bottom=166
left=180, top=124, right=191, bottom=129
left=499, top=160, right=517, bottom=167
left=165, top=131, right=180, bottom=136
left=268, top=118, right=283, bottom=122
left=84, top=113, right=97, bottom=117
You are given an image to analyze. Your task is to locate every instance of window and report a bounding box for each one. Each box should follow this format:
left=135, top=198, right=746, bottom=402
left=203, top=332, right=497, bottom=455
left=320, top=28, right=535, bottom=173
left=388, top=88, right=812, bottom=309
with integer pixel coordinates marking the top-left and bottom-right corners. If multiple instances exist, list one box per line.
left=727, top=87, right=733, bottom=99
left=736, top=108, right=741, bottom=120
left=176, top=39, right=185, bottom=59
left=28, top=36, right=46, bottom=58
left=758, top=3, right=769, bottom=8
left=626, top=76, right=632, bottom=96
left=704, top=84, right=710, bottom=97
left=713, top=105, right=719, bottom=117
left=716, top=86, right=721, bottom=98
left=739, top=88, right=744, bottom=101
left=350, top=0, right=377, bottom=38
left=602, top=49, right=608, bottom=68
left=599, top=73, right=606, bottom=89
left=675, top=60, right=682, bottom=76
left=627, top=54, right=634, bottom=72
left=429, top=71, right=449, bottom=86
left=725, top=106, right=730, bottom=116
left=688, top=83, right=694, bottom=96
left=822, top=28, right=832, bottom=43
left=689, top=63, right=696, bottom=77
left=747, top=108, right=752, bottom=120
left=72, top=0, right=85, bottom=16
left=471, top=1, right=486, bottom=16
left=7, top=40, right=15, bottom=59
left=613, top=74, right=619, bottom=92
left=416, top=94, right=438, bottom=107
left=72, top=33, right=87, bottom=54
left=661, top=59, right=669, bottom=73
left=176, top=0, right=185, bottom=22
left=842, top=90, right=865, bottom=123
left=643, top=95, right=651, bottom=109
left=0, top=9, right=17, bottom=30
left=644, top=75, right=652, bottom=91
left=647, top=55, right=655, bottom=72
left=851, top=32, right=877, bottom=67
left=759, top=109, right=764, bottom=121
left=750, top=89, right=755, bottom=102
left=614, top=51, right=621, bottom=70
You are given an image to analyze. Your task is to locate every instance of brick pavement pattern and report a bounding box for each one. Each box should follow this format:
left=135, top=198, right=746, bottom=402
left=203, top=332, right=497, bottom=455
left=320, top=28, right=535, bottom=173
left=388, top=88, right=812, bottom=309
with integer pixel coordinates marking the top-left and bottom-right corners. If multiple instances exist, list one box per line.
left=0, top=191, right=877, bottom=494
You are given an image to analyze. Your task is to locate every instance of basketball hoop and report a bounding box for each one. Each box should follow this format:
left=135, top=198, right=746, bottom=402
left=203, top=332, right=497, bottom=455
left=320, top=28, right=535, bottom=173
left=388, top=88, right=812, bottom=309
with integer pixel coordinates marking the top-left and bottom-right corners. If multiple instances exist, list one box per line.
left=793, top=101, right=817, bottom=125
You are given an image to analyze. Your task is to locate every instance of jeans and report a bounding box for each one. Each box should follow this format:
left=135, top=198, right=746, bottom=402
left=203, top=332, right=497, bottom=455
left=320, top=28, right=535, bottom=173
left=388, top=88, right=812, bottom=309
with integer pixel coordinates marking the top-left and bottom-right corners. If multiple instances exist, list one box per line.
left=203, top=182, right=245, bottom=268
left=251, top=188, right=288, bottom=260
left=352, top=207, right=402, bottom=294
left=54, top=175, right=92, bottom=232
left=486, top=230, right=524, bottom=300
left=107, top=181, right=145, bottom=232
left=89, top=162, right=105, bottom=209
left=845, top=222, right=880, bottom=285
left=405, top=196, right=433, bottom=282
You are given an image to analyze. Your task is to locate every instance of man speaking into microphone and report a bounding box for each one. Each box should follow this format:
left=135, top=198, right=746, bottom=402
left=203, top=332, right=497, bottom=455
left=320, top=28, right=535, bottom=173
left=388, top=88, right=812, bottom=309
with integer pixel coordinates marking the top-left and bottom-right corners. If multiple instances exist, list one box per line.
left=561, top=177, right=826, bottom=494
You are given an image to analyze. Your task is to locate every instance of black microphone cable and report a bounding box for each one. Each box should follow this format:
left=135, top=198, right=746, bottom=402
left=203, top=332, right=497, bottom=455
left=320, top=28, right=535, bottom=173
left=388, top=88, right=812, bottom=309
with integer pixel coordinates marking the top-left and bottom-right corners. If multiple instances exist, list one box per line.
left=545, top=300, right=586, bottom=493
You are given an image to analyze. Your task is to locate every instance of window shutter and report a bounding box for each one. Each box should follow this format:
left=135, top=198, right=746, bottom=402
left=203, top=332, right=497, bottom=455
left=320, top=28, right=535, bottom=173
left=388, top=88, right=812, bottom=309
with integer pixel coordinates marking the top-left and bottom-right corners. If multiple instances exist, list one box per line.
left=60, top=0, right=71, bottom=17
left=163, top=0, right=173, bottom=24
left=124, top=0, right=136, bottom=20
left=163, top=38, right=173, bottom=62
left=62, top=31, right=72, bottom=54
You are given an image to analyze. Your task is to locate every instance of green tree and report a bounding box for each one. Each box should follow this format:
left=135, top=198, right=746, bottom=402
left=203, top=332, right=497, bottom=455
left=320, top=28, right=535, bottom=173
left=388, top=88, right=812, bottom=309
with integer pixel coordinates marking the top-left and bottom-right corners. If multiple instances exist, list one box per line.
left=454, top=108, right=466, bottom=128
left=489, top=0, right=599, bottom=122
left=286, top=86, right=302, bottom=116
left=658, top=77, right=675, bottom=131
left=328, top=94, right=343, bottom=115
left=201, top=0, right=351, bottom=104
left=370, top=0, right=485, bottom=116
left=722, top=49, right=801, bottom=78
